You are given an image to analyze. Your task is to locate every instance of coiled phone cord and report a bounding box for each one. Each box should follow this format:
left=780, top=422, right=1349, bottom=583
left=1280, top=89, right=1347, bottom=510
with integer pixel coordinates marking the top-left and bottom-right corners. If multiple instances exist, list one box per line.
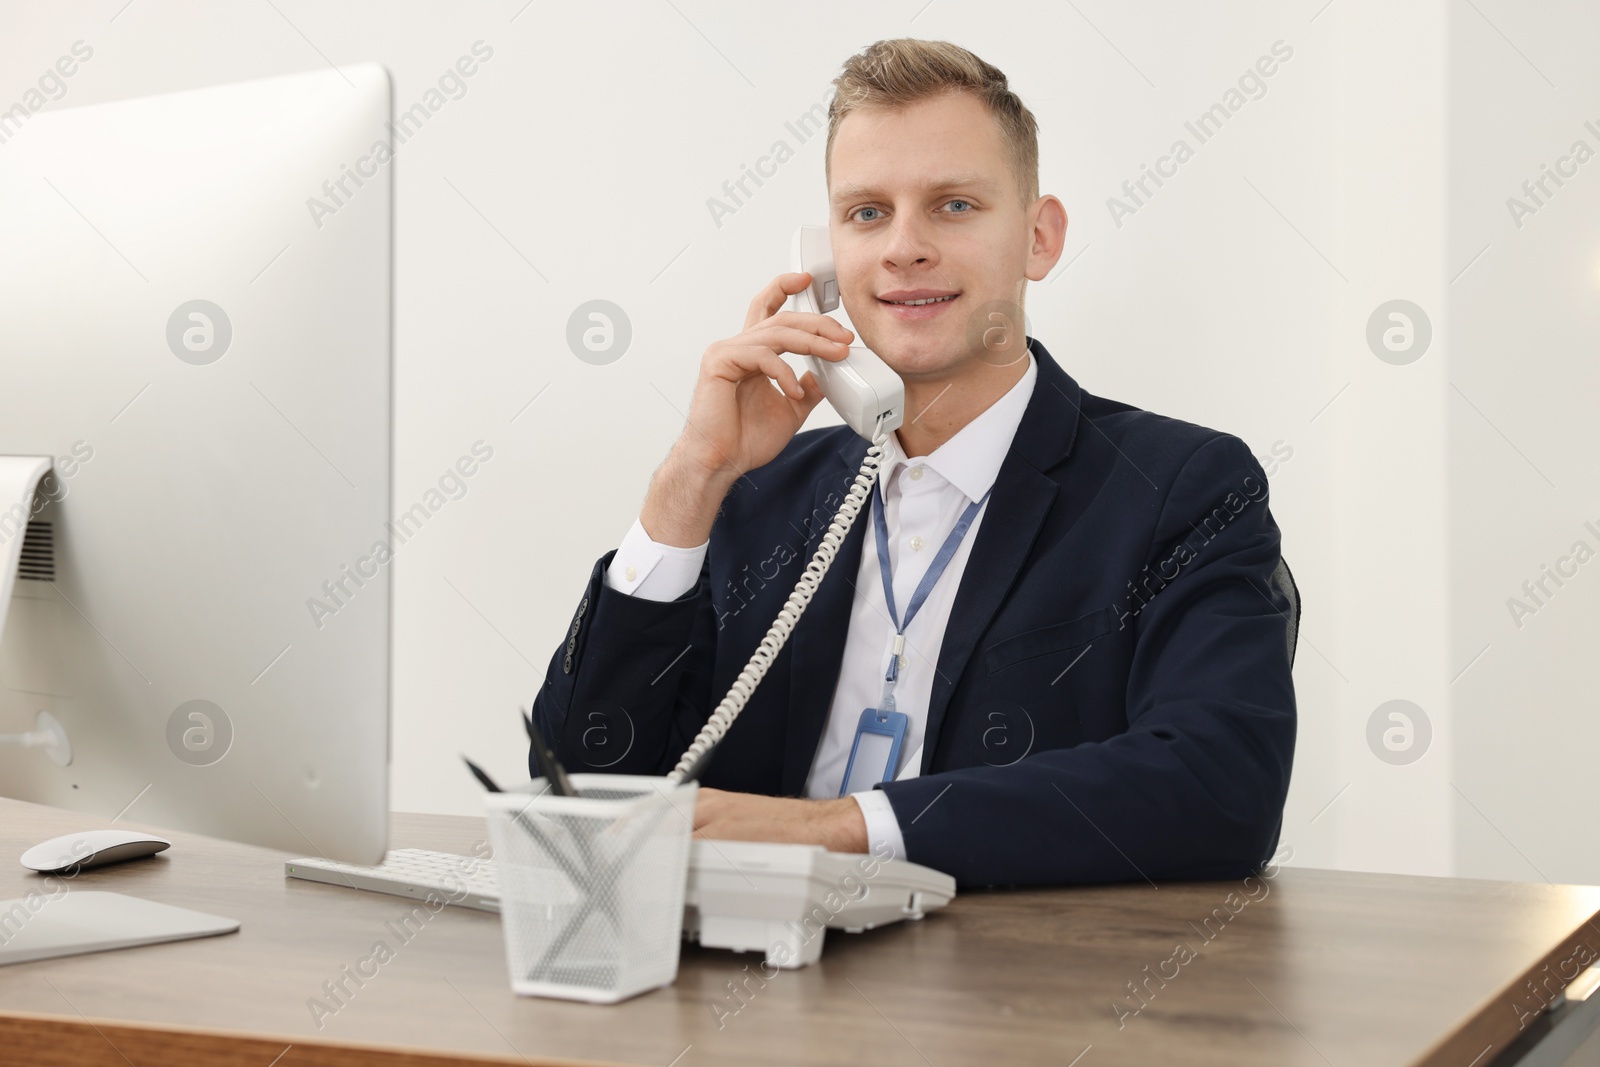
left=666, top=418, right=892, bottom=784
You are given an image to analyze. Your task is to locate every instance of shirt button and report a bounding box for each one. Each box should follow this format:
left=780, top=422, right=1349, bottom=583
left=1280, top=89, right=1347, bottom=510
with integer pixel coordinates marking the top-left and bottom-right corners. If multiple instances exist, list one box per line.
left=910, top=535, right=925, bottom=551
left=624, top=565, right=637, bottom=582
left=909, top=466, right=924, bottom=481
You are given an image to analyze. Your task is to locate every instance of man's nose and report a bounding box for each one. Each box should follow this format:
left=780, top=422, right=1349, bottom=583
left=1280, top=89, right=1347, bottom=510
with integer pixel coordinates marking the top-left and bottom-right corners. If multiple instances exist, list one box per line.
left=881, top=217, right=936, bottom=269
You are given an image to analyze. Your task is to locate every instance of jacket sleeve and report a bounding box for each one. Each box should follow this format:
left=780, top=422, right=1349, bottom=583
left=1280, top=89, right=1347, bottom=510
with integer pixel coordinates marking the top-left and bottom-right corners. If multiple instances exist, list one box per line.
left=877, top=434, right=1298, bottom=888
left=530, top=547, right=720, bottom=778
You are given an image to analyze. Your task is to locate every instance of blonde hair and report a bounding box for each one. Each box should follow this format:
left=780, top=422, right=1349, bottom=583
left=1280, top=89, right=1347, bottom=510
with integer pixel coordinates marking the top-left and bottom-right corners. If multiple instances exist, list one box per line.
left=825, top=39, right=1040, bottom=209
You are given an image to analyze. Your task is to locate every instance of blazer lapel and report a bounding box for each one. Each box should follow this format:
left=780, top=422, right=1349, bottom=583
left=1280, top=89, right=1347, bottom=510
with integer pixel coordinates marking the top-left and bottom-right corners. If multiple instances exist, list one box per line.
left=920, top=340, right=1082, bottom=771
left=919, top=460, right=1056, bottom=772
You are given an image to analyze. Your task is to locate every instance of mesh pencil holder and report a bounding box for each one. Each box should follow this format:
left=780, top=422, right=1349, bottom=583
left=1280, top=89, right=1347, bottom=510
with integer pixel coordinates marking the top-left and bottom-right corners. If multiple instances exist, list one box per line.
left=484, top=773, right=699, bottom=1003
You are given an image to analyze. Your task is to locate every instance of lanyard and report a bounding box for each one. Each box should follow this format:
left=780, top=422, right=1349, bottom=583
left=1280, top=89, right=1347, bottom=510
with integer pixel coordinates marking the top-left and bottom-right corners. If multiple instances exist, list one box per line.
left=871, top=477, right=991, bottom=713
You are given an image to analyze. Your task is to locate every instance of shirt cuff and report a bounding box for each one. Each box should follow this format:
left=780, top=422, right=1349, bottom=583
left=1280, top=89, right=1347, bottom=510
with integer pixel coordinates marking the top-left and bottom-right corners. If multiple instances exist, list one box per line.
left=851, top=788, right=907, bottom=862
left=603, top=517, right=707, bottom=602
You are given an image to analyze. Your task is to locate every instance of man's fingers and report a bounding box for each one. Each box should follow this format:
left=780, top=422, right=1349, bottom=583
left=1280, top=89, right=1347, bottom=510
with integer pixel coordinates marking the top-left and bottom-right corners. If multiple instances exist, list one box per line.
left=744, top=272, right=816, bottom=332
left=786, top=372, right=827, bottom=422
left=764, top=311, right=854, bottom=345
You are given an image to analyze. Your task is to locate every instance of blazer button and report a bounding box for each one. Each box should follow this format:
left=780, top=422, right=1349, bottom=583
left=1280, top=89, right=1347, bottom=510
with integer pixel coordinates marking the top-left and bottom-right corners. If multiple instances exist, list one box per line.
left=566, top=635, right=577, bottom=654
left=563, top=653, right=574, bottom=673
left=570, top=618, right=580, bottom=638
left=578, top=597, right=588, bottom=617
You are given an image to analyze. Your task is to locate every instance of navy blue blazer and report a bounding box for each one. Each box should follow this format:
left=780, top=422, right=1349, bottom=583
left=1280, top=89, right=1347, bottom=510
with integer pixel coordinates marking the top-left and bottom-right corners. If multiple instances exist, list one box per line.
left=532, top=338, right=1297, bottom=888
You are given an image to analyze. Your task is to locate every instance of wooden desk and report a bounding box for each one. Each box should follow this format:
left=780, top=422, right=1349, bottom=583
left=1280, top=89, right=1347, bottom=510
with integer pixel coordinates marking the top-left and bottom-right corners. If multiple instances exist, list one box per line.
left=1, top=797, right=1598, bottom=1066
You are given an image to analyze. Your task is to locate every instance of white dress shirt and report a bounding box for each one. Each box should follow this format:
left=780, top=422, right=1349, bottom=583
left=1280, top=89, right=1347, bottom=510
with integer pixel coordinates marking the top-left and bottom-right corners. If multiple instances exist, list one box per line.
left=604, top=351, right=1038, bottom=859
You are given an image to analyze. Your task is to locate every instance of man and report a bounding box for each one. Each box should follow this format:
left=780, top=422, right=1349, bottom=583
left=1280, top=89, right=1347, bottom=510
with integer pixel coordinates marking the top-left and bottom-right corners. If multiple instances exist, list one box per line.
left=531, top=38, right=1296, bottom=888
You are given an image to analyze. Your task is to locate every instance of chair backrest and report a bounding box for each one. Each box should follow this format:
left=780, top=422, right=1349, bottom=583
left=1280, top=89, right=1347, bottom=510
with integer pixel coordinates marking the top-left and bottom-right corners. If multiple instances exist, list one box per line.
left=1271, top=557, right=1301, bottom=668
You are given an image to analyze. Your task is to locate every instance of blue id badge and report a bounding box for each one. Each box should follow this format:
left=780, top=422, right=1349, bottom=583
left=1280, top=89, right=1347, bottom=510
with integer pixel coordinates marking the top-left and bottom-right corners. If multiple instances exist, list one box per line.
left=839, top=707, right=910, bottom=796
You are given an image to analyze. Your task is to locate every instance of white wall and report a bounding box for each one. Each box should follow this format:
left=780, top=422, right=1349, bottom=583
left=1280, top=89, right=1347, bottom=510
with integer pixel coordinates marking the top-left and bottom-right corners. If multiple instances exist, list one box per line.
left=3, top=0, right=1593, bottom=883
left=1308, top=0, right=1454, bottom=876
left=1448, top=1, right=1600, bottom=885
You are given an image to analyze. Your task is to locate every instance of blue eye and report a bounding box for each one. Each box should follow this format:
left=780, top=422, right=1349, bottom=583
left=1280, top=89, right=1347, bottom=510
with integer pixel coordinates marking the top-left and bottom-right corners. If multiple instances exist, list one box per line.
left=853, top=206, right=882, bottom=222
left=946, top=199, right=972, bottom=212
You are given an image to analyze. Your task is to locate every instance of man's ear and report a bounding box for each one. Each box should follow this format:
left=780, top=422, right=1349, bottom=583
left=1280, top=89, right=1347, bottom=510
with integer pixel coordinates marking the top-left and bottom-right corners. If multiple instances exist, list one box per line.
left=1025, top=195, right=1069, bottom=282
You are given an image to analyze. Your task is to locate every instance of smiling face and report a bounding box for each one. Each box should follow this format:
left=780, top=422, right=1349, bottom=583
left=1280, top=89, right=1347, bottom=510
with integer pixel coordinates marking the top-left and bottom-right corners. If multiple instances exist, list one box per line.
left=828, top=91, right=1063, bottom=389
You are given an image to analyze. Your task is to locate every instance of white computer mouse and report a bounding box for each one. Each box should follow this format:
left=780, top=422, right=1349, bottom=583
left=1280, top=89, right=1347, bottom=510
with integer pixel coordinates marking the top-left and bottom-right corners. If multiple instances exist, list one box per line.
left=20, top=829, right=172, bottom=874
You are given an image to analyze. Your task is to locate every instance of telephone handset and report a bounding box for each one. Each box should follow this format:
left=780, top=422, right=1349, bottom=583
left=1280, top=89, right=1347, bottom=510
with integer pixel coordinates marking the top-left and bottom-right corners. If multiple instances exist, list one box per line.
left=665, top=226, right=903, bottom=783
left=786, top=225, right=905, bottom=441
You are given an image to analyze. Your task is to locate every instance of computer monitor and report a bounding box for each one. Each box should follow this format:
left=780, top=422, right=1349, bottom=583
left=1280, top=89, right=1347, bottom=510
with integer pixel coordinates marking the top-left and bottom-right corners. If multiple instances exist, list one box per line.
left=0, top=64, right=394, bottom=862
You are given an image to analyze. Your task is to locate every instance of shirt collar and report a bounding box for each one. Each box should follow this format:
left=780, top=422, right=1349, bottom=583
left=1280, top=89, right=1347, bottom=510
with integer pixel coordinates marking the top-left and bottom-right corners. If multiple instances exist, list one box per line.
left=877, top=349, right=1038, bottom=505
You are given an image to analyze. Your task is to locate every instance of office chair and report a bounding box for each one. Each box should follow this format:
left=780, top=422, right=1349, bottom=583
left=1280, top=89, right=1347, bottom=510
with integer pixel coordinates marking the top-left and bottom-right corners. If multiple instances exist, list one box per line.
left=1270, top=557, right=1301, bottom=669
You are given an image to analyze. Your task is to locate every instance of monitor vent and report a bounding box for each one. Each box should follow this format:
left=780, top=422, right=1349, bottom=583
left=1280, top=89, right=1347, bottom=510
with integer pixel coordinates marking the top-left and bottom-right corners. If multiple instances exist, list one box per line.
left=19, top=521, right=54, bottom=581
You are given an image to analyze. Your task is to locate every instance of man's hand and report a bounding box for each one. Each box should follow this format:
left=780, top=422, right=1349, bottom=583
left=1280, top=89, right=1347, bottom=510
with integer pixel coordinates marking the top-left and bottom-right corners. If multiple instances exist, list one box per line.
left=692, top=787, right=869, bottom=853
left=676, top=272, right=855, bottom=483
left=639, top=274, right=854, bottom=550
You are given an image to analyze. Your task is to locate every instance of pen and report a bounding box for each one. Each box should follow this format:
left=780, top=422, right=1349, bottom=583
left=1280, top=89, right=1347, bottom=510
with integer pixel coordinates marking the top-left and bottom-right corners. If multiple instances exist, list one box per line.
left=522, top=706, right=575, bottom=797
left=461, top=755, right=502, bottom=793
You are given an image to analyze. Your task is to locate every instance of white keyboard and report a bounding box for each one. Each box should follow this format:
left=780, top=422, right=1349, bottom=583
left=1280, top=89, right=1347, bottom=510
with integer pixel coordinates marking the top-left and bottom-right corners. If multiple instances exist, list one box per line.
left=287, top=849, right=503, bottom=913
left=286, top=841, right=955, bottom=969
